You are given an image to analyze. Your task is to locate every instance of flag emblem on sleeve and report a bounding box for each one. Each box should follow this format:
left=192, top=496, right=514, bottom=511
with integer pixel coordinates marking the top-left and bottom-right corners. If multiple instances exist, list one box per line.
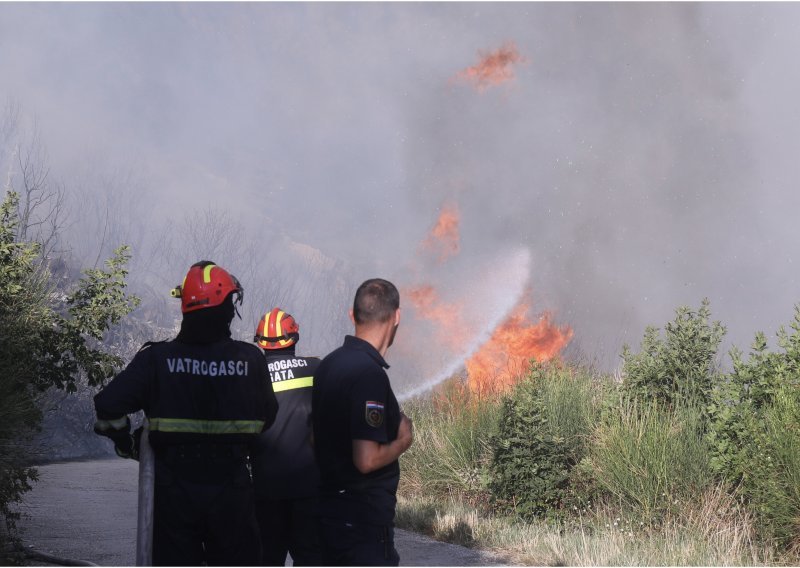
left=365, top=401, right=385, bottom=428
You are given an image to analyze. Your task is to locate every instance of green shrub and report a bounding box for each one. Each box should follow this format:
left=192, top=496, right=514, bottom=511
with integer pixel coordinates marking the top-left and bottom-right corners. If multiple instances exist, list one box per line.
left=714, top=382, right=800, bottom=548
left=0, top=190, right=139, bottom=546
left=587, top=396, right=712, bottom=523
left=707, top=312, right=800, bottom=482
left=621, top=299, right=725, bottom=410
left=705, top=309, right=800, bottom=547
left=488, top=363, right=600, bottom=520
left=609, top=299, right=722, bottom=522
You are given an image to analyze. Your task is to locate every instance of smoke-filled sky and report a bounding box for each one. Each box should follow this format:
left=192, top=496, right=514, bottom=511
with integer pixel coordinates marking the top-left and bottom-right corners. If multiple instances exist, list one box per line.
left=3, top=3, right=800, bottom=374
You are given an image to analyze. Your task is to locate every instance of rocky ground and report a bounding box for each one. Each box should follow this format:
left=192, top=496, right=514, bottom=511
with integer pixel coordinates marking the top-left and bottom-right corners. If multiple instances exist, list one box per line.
left=14, top=459, right=508, bottom=566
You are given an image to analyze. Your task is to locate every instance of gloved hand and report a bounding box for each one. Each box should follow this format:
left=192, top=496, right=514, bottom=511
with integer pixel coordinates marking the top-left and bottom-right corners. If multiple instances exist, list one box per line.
left=112, top=432, right=138, bottom=460
left=94, top=416, right=138, bottom=460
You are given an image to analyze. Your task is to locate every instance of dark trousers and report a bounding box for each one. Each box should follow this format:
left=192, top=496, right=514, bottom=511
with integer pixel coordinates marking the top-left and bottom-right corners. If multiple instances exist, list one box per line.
left=318, top=517, right=399, bottom=567
left=255, top=496, right=322, bottom=566
left=152, top=459, right=261, bottom=566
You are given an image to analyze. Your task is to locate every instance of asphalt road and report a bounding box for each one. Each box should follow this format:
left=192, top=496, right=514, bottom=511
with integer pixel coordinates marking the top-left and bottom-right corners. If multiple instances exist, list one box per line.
left=15, top=459, right=506, bottom=566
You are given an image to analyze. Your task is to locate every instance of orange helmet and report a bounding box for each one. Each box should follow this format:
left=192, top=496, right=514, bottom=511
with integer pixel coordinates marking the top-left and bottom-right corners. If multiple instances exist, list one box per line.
left=170, top=261, right=243, bottom=313
left=254, top=308, right=299, bottom=350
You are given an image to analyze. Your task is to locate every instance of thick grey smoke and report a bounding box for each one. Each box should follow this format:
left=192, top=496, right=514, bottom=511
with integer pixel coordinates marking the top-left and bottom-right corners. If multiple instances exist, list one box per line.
left=2, top=3, right=799, bottom=378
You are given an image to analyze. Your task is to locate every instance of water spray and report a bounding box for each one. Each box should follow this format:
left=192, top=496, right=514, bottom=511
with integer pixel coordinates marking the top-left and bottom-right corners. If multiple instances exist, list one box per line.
left=397, top=247, right=531, bottom=401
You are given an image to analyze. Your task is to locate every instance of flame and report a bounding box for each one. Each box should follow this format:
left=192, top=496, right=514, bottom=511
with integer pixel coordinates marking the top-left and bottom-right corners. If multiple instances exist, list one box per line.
left=456, top=42, right=526, bottom=91
left=407, top=200, right=572, bottom=397
left=466, top=299, right=573, bottom=395
left=420, top=203, right=460, bottom=263
left=405, top=284, right=468, bottom=349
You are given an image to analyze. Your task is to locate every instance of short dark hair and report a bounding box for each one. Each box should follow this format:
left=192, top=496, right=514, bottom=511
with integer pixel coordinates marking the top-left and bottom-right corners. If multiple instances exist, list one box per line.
left=352, top=278, right=400, bottom=325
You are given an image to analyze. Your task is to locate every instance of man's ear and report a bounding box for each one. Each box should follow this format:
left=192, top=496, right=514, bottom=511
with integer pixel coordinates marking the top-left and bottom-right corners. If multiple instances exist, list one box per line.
left=394, top=308, right=401, bottom=326
left=349, top=309, right=356, bottom=325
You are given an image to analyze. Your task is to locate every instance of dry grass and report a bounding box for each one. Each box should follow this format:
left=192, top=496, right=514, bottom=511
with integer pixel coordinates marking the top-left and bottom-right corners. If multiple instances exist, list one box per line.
left=397, top=486, right=783, bottom=566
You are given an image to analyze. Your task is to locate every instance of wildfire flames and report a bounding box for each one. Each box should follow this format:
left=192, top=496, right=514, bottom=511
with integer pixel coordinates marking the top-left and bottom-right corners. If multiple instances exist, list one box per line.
left=420, top=202, right=460, bottom=263
left=404, top=285, right=468, bottom=349
left=455, top=41, right=526, bottom=91
left=465, top=300, right=573, bottom=395
left=407, top=203, right=573, bottom=395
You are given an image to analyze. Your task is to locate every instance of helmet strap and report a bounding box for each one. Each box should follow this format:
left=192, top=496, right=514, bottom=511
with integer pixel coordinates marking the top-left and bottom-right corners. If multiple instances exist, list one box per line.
left=254, top=332, right=299, bottom=344
left=233, top=291, right=243, bottom=319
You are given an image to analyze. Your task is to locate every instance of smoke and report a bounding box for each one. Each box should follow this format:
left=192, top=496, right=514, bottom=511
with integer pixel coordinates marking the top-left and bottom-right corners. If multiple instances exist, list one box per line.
left=2, top=3, right=799, bottom=375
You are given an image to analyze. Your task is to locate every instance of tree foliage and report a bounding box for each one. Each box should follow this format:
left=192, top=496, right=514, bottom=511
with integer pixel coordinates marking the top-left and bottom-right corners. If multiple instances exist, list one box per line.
left=621, top=298, right=725, bottom=410
left=0, top=190, right=139, bottom=538
left=706, top=308, right=800, bottom=547
left=617, top=299, right=800, bottom=548
left=489, top=376, right=570, bottom=520
left=488, top=363, right=599, bottom=520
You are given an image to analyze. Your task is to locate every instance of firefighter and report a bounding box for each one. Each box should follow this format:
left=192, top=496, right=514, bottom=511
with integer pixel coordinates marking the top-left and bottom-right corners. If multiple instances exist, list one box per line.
left=250, top=307, right=323, bottom=566
left=93, top=261, right=278, bottom=567
left=311, top=278, right=414, bottom=566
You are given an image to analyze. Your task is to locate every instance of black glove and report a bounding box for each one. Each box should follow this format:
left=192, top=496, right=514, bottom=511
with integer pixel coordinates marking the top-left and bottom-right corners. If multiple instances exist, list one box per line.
left=131, top=426, right=144, bottom=461
left=94, top=416, right=138, bottom=460
left=112, top=432, right=138, bottom=460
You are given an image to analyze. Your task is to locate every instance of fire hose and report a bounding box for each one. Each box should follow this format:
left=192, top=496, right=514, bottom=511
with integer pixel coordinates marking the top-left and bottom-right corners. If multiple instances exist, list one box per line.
left=19, top=546, right=98, bottom=566
left=136, top=420, right=154, bottom=566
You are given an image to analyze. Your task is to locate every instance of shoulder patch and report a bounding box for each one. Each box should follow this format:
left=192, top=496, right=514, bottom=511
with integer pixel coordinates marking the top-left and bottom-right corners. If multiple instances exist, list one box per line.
left=365, top=401, right=385, bottom=428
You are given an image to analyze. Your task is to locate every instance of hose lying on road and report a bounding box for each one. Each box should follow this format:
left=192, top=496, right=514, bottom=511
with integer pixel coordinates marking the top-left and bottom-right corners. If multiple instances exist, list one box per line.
left=21, top=546, right=98, bottom=567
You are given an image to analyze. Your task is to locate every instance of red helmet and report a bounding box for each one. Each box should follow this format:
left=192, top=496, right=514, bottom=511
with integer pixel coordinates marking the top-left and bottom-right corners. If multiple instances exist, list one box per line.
left=170, top=262, right=243, bottom=313
left=254, top=308, right=299, bottom=350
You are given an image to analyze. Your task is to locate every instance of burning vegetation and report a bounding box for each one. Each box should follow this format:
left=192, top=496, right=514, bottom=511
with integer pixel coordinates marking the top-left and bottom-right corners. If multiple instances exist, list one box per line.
left=455, top=41, right=526, bottom=91
left=465, top=300, right=573, bottom=395
left=406, top=202, right=572, bottom=395
left=419, top=202, right=460, bottom=263
left=404, top=284, right=469, bottom=349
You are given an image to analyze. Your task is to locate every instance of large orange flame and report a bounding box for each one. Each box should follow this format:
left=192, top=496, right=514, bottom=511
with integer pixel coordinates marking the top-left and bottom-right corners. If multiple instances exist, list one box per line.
left=420, top=203, right=460, bottom=263
left=456, top=41, right=526, bottom=91
left=466, top=299, right=573, bottom=396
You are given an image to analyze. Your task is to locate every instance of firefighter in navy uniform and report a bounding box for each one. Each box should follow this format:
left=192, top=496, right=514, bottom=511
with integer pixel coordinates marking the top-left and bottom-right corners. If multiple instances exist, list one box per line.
left=93, top=261, right=278, bottom=567
left=250, top=308, right=323, bottom=566
left=312, top=278, right=414, bottom=566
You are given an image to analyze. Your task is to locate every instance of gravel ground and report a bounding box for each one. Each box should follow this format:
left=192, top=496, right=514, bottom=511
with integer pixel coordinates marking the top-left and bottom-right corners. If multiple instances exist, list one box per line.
left=14, top=459, right=507, bottom=566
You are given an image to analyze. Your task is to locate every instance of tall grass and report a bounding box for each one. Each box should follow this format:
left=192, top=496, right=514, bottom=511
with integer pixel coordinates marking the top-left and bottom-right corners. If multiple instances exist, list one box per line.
left=535, top=363, right=601, bottom=465
left=400, top=377, right=499, bottom=504
left=747, top=386, right=800, bottom=549
left=587, top=396, right=712, bottom=522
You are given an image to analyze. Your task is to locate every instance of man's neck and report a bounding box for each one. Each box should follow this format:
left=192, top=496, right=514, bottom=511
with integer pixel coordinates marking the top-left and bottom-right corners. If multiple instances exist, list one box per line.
left=265, top=346, right=296, bottom=358
left=354, top=323, right=392, bottom=357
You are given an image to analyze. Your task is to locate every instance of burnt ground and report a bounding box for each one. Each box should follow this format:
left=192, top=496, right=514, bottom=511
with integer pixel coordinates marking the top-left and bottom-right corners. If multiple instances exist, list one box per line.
left=14, top=459, right=507, bottom=566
